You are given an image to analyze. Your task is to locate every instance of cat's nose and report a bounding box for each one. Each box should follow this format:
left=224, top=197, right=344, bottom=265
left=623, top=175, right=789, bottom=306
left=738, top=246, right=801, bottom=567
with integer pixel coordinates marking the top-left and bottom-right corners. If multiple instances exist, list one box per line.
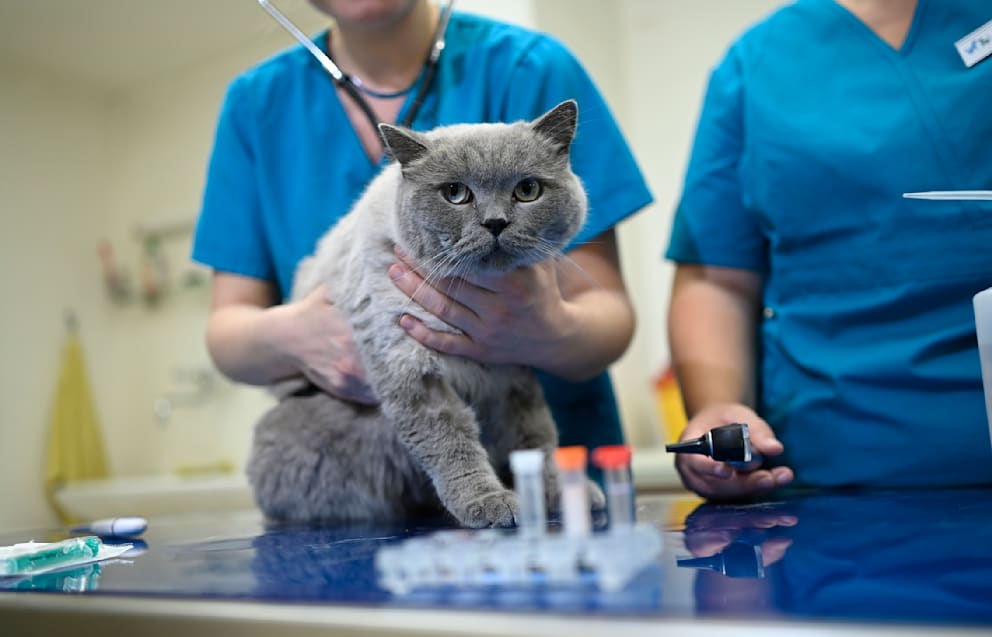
left=482, top=218, right=509, bottom=237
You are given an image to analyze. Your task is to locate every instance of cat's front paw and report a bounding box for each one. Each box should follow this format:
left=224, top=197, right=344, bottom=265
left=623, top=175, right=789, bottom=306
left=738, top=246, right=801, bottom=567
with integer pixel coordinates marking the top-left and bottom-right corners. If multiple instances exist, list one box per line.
left=460, top=489, right=519, bottom=528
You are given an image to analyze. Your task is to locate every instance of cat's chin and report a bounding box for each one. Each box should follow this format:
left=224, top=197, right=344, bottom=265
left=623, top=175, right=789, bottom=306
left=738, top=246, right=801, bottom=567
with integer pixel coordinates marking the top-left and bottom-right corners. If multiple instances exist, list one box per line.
left=471, top=244, right=543, bottom=274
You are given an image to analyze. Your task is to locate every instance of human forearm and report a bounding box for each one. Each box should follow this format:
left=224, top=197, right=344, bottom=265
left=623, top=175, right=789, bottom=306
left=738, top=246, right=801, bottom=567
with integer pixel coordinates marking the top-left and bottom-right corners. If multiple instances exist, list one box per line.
left=667, top=265, right=762, bottom=416
left=206, top=274, right=377, bottom=403
left=524, top=230, right=634, bottom=381
left=206, top=303, right=302, bottom=386
left=526, top=286, right=634, bottom=381
left=667, top=265, right=794, bottom=498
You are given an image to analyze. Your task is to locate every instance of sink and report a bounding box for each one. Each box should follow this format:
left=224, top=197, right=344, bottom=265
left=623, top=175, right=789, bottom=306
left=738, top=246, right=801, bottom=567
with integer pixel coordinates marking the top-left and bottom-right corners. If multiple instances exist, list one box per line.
left=54, top=450, right=678, bottom=521
left=55, top=473, right=255, bottom=520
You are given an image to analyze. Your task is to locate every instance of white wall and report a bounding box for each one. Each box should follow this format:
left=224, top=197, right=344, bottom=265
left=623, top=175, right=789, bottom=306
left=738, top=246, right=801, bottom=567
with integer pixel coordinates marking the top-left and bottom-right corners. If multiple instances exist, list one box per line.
left=0, top=7, right=327, bottom=532
left=0, top=58, right=112, bottom=532
left=0, top=0, right=787, bottom=532
left=535, top=0, right=786, bottom=447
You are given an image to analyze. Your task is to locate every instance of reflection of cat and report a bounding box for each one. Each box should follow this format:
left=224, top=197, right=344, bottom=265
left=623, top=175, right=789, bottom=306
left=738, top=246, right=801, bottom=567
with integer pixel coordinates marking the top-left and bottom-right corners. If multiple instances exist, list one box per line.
left=247, top=101, right=605, bottom=528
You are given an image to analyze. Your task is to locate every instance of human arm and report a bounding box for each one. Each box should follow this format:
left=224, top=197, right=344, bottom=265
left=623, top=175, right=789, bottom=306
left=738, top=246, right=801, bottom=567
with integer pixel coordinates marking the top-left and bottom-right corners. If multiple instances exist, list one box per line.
left=668, top=264, right=793, bottom=499
left=388, top=229, right=634, bottom=382
left=193, top=70, right=377, bottom=406
left=204, top=271, right=377, bottom=405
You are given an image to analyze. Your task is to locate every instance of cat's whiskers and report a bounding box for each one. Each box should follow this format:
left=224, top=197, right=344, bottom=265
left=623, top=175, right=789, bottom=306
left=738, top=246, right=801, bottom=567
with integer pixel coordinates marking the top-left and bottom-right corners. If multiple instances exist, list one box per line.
left=525, top=236, right=569, bottom=264
left=447, top=255, right=476, bottom=301
left=399, top=248, right=463, bottom=316
left=531, top=236, right=601, bottom=288
left=403, top=246, right=456, bottom=277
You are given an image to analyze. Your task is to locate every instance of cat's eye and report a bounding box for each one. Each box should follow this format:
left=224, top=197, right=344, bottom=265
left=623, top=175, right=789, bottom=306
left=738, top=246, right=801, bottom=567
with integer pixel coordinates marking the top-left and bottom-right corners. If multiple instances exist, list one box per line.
left=513, top=178, right=542, bottom=202
left=441, top=182, right=473, bottom=204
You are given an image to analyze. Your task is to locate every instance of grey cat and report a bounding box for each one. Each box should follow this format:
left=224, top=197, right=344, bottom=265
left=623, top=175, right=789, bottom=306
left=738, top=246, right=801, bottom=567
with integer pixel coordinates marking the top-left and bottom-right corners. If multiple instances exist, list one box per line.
left=247, top=100, right=605, bottom=528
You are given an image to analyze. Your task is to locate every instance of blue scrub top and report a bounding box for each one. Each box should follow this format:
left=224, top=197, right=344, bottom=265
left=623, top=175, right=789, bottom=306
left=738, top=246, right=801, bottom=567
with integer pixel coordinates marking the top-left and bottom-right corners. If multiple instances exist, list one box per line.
left=193, top=11, right=653, bottom=454
left=667, top=0, right=992, bottom=487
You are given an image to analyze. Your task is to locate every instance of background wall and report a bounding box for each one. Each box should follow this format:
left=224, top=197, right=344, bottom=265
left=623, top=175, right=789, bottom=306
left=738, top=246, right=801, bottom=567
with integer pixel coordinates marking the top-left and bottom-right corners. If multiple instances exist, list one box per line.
left=538, top=0, right=785, bottom=444
left=0, top=0, right=784, bottom=532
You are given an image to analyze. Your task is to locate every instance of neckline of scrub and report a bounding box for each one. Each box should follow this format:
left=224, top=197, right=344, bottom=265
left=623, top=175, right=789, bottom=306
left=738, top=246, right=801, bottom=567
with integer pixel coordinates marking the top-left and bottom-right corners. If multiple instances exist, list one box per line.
left=313, top=29, right=426, bottom=170
left=825, top=0, right=927, bottom=58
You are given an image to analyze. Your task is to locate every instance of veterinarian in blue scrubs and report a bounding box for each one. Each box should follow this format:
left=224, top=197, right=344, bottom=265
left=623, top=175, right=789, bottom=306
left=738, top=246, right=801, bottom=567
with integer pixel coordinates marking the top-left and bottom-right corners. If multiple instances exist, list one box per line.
left=192, top=1, right=652, bottom=461
left=666, top=0, right=992, bottom=499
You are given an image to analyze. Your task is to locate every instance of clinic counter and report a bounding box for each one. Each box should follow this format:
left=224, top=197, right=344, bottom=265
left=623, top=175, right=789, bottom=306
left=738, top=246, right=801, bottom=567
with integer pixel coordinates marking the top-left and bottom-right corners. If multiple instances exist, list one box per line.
left=2, top=487, right=992, bottom=636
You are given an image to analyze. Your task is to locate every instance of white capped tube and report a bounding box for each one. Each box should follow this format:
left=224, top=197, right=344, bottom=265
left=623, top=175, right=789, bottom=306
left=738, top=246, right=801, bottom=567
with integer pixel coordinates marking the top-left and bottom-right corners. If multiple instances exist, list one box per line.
left=592, top=445, right=635, bottom=532
left=555, top=446, right=591, bottom=539
left=509, top=449, right=547, bottom=539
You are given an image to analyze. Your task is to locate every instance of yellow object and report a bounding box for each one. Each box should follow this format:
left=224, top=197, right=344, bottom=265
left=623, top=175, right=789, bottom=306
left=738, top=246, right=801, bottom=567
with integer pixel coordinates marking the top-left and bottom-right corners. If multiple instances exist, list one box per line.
left=666, top=495, right=706, bottom=529
left=654, top=367, right=688, bottom=444
left=44, top=333, right=109, bottom=523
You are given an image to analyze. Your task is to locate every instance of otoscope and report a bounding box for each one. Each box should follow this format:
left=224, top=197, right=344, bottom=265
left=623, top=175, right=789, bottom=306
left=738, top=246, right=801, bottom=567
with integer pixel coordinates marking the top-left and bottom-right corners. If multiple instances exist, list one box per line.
left=665, top=422, right=762, bottom=467
left=677, top=541, right=766, bottom=579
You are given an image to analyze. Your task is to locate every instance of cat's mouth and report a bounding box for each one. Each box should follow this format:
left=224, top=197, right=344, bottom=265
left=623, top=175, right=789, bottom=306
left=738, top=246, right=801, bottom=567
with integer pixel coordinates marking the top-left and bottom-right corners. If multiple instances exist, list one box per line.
left=474, top=238, right=537, bottom=272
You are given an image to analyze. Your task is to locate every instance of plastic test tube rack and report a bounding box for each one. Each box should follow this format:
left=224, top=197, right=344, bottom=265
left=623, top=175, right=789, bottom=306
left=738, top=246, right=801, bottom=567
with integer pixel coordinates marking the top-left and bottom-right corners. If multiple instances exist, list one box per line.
left=375, top=446, right=662, bottom=595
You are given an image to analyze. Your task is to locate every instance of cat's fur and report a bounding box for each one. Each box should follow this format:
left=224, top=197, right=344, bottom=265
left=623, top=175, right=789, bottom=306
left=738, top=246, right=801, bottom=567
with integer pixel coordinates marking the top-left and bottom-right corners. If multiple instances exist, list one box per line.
left=246, top=100, right=605, bottom=528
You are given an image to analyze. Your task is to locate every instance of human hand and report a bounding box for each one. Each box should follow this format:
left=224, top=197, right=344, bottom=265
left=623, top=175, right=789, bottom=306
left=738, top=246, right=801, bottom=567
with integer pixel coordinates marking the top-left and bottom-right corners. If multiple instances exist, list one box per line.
left=386, top=248, right=569, bottom=367
left=675, top=403, right=793, bottom=500
left=682, top=501, right=798, bottom=571
left=286, top=285, right=377, bottom=405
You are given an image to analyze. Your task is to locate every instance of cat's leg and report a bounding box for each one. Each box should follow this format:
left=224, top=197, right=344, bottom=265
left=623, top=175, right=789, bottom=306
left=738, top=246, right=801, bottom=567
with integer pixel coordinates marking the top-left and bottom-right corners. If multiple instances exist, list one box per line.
left=359, top=335, right=518, bottom=528
left=247, top=392, right=437, bottom=523
left=486, top=371, right=606, bottom=514
left=482, top=370, right=564, bottom=512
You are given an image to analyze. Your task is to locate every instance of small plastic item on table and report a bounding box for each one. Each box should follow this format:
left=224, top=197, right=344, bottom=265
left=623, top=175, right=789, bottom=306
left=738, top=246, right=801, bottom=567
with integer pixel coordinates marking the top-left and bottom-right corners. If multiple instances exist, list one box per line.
left=591, top=444, right=635, bottom=532
left=0, top=536, right=101, bottom=576
left=70, top=516, right=147, bottom=539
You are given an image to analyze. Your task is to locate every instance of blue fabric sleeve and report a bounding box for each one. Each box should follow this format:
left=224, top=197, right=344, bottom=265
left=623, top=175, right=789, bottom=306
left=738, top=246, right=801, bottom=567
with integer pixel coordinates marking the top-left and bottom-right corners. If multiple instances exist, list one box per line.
left=666, top=47, right=766, bottom=273
left=192, top=77, right=276, bottom=281
left=500, top=36, right=653, bottom=248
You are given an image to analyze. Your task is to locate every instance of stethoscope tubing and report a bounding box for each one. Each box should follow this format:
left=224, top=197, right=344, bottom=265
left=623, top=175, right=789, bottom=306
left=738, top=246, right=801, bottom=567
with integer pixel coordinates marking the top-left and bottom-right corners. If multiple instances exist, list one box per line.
left=258, top=0, right=454, bottom=130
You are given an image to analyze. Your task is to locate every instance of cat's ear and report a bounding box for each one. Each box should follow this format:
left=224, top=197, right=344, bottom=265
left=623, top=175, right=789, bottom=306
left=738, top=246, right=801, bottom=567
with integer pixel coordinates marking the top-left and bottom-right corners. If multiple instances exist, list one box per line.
left=379, top=123, right=429, bottom=165
left=531, top=100, right=578, bottom=153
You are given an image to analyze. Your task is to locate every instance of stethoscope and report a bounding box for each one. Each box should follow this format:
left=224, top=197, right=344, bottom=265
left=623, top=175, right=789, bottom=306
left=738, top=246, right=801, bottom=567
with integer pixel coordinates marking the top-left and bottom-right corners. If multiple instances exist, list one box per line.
left=258, top=0, right=453, bottom=132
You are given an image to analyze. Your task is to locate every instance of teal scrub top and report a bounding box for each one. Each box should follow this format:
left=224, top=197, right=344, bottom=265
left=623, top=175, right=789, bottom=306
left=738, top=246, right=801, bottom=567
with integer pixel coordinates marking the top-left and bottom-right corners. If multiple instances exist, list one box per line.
left=667, top=0, right=992, bottom=487
left=193, top=12, right=653, bottom=454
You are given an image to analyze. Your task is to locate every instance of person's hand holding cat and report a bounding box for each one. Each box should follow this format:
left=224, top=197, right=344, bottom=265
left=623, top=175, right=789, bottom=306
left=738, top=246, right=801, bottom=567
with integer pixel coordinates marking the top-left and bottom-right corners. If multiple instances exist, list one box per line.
left=291, top=285, right=378, bottom=405
left=388, top=248, right=570, bottom=369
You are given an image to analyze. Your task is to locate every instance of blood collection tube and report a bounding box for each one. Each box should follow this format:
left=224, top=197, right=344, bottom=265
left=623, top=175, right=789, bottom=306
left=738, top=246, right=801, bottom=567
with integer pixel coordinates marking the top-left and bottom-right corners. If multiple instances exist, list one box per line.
left=554, top=446, right=591, bottom=538
left=509, top=448, right=547, bottom=539
left=591, top=445, right=635, bottom=531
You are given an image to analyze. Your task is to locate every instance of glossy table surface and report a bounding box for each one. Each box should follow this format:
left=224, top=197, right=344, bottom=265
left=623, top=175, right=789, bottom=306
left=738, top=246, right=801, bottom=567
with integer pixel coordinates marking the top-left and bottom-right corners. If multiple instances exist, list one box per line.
left=2, top=487, right=992, bottom=635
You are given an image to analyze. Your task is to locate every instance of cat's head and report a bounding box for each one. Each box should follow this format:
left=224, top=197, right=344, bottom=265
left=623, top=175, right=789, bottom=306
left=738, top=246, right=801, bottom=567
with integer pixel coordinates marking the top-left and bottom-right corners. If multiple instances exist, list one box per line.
left=378, top=100, right=587, bottom=275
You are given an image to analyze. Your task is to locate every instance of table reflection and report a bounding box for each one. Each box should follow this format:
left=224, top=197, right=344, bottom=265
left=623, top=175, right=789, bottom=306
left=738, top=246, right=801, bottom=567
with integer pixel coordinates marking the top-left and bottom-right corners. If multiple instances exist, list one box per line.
left=679, top=488, right=992, bottom=624
left=249, top=516, right=662, bottom=612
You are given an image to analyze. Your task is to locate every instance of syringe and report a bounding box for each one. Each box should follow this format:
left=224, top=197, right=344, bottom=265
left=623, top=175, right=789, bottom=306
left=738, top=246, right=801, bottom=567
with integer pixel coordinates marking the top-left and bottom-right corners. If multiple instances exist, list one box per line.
left=591, top=445, right=635, bottom=532
left=0, top=536, right=101, bottom=576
